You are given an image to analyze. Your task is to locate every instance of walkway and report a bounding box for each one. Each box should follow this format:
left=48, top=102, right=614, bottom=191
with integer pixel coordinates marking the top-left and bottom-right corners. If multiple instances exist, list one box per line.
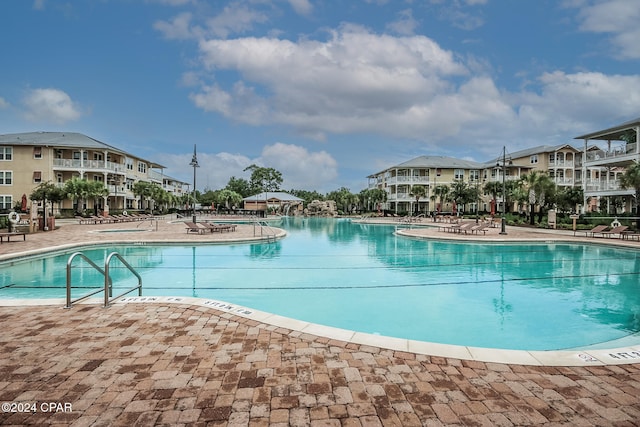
left=1, top=302, right=639, bottom=426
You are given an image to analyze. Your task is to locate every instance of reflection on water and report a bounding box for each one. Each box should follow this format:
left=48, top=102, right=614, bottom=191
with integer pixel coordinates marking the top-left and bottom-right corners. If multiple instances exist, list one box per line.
left=1, top=217, right=639, bottom=350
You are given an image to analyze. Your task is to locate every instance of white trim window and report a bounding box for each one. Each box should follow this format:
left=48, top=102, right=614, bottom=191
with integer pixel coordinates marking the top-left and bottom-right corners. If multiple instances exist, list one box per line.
left=530, top=154, right=538, bottom=164
left=138, top=162, right=147, bottom=173
left=33, top=171, right=42, bottom=183
left=454, top=169, right=464, bottom=180
left=0, top=195, right=12, bottom=210
left=0, top=171, right=12, bottom=185
left=34, top=146, right=43, bottom=159
left=0, top=147, right=12, bottom=161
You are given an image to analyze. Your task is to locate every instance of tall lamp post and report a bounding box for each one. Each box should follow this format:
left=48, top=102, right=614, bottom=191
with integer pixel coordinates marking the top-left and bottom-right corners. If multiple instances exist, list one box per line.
left=496, top=146, right=511, bottom=235
left=189, top=145, right=199, bottom=224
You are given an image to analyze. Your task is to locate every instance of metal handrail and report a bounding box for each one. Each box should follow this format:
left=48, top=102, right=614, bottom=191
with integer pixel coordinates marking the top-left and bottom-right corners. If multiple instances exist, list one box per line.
left=65, top=251, right=142, bottom=308
left=254, top=219, right=277, bottom=243
left=65, top=252, right=112, bottom=308
left=104, top=252, right=143, bottom=307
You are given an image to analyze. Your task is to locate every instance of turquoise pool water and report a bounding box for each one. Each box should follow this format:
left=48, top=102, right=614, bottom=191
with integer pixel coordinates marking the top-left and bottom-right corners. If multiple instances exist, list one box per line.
left=1, top=217, right=639, bottom=351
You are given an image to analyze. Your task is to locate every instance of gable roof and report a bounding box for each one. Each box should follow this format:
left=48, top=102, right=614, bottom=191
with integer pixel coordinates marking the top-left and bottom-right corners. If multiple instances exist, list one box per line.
left=243, top=192, right=304, bottom=202
left=0, top=131, right=166, bottom=168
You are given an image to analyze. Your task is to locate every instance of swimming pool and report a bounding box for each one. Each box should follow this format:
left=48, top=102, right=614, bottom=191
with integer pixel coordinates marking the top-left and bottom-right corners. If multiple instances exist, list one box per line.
left=1, top=217, right=639, bottom=351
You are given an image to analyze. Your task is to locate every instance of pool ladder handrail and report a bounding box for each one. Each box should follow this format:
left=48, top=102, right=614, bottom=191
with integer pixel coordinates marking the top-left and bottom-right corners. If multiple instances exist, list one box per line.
left=251, top=216, right=277, bottom=243
left=65, top=251, right=143, bottom=308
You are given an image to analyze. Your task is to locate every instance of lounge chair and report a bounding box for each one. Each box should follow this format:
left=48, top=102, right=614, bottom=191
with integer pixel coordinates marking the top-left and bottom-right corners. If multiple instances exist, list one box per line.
left=185, top=222, right=205, bottom=234
left=601, top=225, right=628, bottom=238
left=575, top=224, right=608, bottom=237
left=466, top=224, right=488, bottom=235
left=620, top=230, right=640, bottom=241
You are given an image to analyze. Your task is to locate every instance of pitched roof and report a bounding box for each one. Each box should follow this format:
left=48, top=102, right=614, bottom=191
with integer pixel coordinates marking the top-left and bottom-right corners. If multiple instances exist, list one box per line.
left=243, top=192, right=304, bottom=202
left=0, top=131, right=165, bottom=168
left=480, top=144, right=580, bottom=167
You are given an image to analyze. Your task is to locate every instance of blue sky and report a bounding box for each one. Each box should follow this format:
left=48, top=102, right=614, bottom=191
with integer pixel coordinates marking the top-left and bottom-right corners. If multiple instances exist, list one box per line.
left=1, top=0, right=639, bottom=193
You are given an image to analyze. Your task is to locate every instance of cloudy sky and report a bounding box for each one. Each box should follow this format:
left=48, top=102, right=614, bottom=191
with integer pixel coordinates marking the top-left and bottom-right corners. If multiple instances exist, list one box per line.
left=1, top=0, right=639, bottom=192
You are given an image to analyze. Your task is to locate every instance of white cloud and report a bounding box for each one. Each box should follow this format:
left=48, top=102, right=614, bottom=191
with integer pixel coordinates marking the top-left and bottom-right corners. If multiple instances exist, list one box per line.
left=206, top=3, right=269, bottom=38
left=22, top=88, right=82, bottom=124
left=386, top=9, right=419, bottom=36
left=154, top=12, right=198, bottom=40
left=0, top=97, right=9, bottom=109
left=155, top=143, right=338, bottom=191
left=287, top=0, right=313, bottom=16
left=184, top=17, right=640, bottom=160
left=193, top=25, right=469, bottom=140
left=573, top=0, right=640, bottom=59
left=259, top=143, right=338, bottom=190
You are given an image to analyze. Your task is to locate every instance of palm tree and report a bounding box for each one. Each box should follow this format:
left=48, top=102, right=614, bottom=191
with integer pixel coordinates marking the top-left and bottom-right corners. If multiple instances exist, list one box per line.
left=519, top=171, right=555, bottom=225
left=86, top=180, right=109, bottom=215
left=430, top=185, right=449, bottom=214
left=409, top=185, right=427, bottom=215
left=483, top=181, right=502, bottom=215
left=64, top=177, right=90, bottom=215
left=619, top=160, right=640, bottom=229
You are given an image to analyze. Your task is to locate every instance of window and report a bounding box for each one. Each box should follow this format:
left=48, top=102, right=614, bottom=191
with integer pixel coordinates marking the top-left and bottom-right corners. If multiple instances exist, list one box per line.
left=33, top=146, right=42, bottom=159
left=530, top=155, right=538, bottom=164
left=55, top=149, right=63, bottom=159
left=469, top=170, right=479, bottom=181
left=0, top=147, right=12, bottom=161
left=0, top=195, right=12, bottom=210
left=93, top=175, right=103, bottom=182
left=0, top=171, right=12, bottom=185
left=454, top=169, right=464, bottom=180
left=138, top=162, right=147, bottom=173
left=73, top=151, right=88, bottom=160
left=93, top=153, right=103, bottom=161
left=33, top=171, right=42, bottom=183
left=125, top=158, right=134, bottom=171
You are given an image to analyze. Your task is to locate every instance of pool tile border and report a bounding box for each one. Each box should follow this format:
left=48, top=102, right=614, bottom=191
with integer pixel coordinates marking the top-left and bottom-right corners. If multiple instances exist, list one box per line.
left=3, top=295, right=639, bottom=367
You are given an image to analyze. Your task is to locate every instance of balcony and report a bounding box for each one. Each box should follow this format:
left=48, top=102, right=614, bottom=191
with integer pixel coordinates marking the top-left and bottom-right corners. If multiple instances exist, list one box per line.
left=585, top=179, right=621, bottom=192
left=53, top=158, right=121, bottom=173
left=387, top=175, right=430, bottom=185
left=585, top=143, right=637, bottom=166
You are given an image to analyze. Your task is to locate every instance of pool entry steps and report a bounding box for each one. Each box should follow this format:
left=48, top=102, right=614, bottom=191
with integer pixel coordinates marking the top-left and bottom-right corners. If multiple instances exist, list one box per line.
left=65, top=251, right=142, bottom=308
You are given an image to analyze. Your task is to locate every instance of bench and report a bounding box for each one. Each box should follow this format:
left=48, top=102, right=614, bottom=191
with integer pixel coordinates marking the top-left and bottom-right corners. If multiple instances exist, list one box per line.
left=0, top=232, right=27, bottom=243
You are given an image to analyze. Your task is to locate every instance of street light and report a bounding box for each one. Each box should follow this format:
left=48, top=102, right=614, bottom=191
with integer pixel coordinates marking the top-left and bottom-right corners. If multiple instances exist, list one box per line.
left=496, top=146, right=512, bottom=235
left=189, top=145, right=199, bottom=224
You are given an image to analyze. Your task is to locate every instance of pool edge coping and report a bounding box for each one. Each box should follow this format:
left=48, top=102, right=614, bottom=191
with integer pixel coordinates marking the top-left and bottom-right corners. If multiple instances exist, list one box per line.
left=1, top=296, right=639, bottom=367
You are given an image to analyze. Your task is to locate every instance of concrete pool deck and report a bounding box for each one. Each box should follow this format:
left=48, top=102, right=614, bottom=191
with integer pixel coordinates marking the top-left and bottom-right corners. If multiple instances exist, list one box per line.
left=1, top=216, right=640, bottom=425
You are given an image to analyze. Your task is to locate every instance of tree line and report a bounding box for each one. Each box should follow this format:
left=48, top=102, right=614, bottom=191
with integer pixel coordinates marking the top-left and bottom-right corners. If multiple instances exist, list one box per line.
left=26, top=161, right=640, bottom=227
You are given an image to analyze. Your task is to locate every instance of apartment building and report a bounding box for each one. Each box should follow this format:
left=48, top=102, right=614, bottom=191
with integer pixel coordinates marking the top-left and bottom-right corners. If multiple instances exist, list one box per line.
left=575, top=117, right=640, bottom=214
left=367, top=156, right=484, bottom=214
left=368, top=144, right=586, bottom=215
left=0, top=131, right=187, bottom=214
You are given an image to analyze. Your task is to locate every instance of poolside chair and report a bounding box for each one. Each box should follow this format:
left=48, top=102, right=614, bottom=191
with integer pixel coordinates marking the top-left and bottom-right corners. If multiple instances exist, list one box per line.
left=184, top=222, right=205, bottom=234
left=601, top=225, right=628, bottom=238
left=451, top=222, right=475, bottom=234
left=466, top=224, right=488, bottom=235
left=575, top=224, right=608, bottom=237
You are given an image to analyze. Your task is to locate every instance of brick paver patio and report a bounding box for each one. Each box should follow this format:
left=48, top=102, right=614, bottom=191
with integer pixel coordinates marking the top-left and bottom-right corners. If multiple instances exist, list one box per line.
left=1, top=302, right=640, bottom=426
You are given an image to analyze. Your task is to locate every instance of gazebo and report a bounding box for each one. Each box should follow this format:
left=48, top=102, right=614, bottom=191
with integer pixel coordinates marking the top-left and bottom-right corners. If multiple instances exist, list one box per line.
left=243, top=192, right=304, bottom=215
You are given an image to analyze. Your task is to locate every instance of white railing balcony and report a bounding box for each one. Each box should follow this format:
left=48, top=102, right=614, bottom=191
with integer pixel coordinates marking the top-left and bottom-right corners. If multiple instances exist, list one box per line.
left=585, top=143, right=637, bottom=163
left=585, top=179, right=621, bottom=192
left=53, top=159, right=122, bottom=172
left=553, top=178, right=574, bottom=186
